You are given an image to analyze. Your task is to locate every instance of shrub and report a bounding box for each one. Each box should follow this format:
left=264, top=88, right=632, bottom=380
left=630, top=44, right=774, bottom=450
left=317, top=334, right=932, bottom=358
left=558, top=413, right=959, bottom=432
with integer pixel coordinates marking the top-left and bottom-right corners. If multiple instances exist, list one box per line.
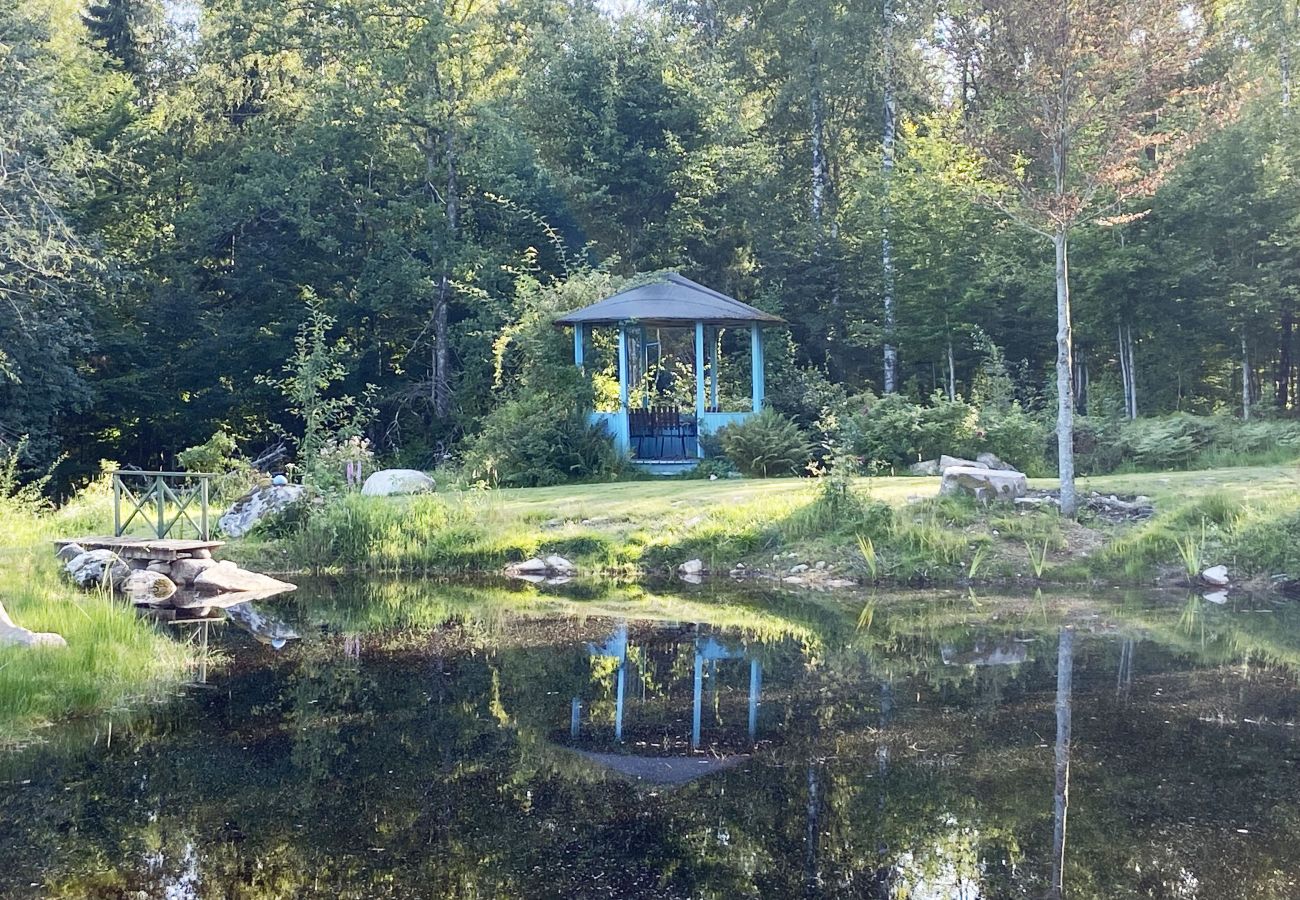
left=464, top=390, right=625, bottom=487
left=914, top=393, right=980, bottom=460
left=841, top=393, right=921, bottom=469
left=717, top=409, right=811, bottom=477
left=978, top=403, right=1051, bottom=475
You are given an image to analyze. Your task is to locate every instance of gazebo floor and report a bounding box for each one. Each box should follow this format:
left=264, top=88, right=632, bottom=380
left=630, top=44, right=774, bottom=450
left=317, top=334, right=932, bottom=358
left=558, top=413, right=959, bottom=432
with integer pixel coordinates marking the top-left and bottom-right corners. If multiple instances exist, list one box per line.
left=631, top=459, right=701, bottom=476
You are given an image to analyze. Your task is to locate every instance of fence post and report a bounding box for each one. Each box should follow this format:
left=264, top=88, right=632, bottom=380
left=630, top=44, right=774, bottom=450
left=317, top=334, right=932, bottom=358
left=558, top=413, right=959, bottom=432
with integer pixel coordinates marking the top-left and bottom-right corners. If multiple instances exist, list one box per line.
left=200, top=477, right=210, bottom=540
left=155, top=474, right=166, bottom=539
left=113, top=473, right=122, bottom=537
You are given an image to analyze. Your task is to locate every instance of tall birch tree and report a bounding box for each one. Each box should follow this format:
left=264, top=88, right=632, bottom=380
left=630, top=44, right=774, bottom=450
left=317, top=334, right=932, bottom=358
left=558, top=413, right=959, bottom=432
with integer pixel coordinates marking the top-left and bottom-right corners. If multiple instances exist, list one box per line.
left=942, top=0, right=1228, bottom=515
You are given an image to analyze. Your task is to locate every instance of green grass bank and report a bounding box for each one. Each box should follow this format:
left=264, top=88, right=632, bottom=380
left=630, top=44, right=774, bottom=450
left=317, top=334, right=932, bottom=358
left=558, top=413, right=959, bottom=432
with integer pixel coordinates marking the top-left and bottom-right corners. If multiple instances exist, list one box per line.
left=0, top=494, right=194, bottom=749
left=225, top=463, right=1300, bottom=588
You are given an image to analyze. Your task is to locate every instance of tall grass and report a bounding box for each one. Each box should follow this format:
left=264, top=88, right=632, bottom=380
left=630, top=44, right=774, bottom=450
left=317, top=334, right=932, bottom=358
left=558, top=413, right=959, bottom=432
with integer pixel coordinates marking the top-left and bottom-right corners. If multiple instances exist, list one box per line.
left=0, top=471, right=192, bottom=748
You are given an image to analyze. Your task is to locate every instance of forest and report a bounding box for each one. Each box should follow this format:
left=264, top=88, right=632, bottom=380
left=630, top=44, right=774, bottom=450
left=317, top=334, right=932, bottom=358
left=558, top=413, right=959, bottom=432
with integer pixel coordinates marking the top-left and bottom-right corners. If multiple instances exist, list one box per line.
left=2, top=0, right=1297, bottom=494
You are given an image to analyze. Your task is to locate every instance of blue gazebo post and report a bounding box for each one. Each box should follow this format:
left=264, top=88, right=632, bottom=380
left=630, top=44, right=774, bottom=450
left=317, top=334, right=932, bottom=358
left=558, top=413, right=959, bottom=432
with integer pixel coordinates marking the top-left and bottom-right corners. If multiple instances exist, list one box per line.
left=573, top=323, right=585, bottom=370
left=694, top=322, right=707, bottom=457
left=751, top=323, right=765, bottom=411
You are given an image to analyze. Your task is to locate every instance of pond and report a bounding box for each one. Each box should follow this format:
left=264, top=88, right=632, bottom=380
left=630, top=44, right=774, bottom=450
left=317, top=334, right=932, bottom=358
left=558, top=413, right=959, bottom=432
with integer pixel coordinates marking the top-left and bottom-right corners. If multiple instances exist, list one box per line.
left=3, top=580, right=1300, bottom=898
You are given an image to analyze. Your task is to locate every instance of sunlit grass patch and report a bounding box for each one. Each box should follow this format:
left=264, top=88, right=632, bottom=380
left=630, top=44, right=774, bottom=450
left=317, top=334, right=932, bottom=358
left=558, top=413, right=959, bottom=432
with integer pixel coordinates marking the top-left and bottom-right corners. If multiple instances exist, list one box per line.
left=0, top=502, right=192, bottom=748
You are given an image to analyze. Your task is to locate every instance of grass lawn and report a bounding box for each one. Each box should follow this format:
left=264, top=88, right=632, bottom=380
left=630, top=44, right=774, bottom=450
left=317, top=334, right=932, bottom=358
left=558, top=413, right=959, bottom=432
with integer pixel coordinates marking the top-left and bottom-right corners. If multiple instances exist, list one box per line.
left=0, top=493, right=194, bottom=749
left=230, top=462, right=1300, bottom=584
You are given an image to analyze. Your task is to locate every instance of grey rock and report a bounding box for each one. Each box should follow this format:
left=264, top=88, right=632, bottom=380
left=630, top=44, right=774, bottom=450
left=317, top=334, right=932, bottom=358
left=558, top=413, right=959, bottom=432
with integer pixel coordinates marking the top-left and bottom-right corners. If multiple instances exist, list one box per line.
left=544, top=554, right=577, bottom=576
left=790, top=563, right=810, bottom=574
left=908, top=459, right=941, bottom=476
left=170, top=557, right=218, bottom=585
left=55, top=542, right=85, bottom=562
left=0, top=600, right=66, bottom=648
left=65, top=550, right=131, bottom=590
left=679, top=558, right=705, bottom=576
left=146, top=561, right=171, bottom=575
left=1200, top=565, right=1230, bottom=587
left=122, top=570, right=178, bottom=602
left=360, top=469, right=435, bottom=497
left=976, top=452, right=1016, bottom=471
left=940, top=466, right=1028, bottom=501
left=219, top=483, right=306, bottom=538
left=193, top=561, right=297, bottom=595
left=939, top=455, right=989, bottom=473
left=508, top=558, right=550, bottom=575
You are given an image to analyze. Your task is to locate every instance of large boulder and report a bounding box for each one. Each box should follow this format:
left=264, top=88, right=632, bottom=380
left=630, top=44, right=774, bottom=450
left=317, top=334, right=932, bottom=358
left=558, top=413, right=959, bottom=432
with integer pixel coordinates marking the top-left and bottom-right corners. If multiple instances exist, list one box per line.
left=0, top=600, right=65, bottom=648
left=940, top=465, right=1027, bottom=502
left=122, top=570, right=178, bottom=603
left=1200, top=565, right=1230, bottom=587
left=975, top=452, right=1016, bottom=471
left=219, top=483, right=307, bottom=538
left=361, top=469, right=436, bottom=497
left=170, top=556, right=218, bottom=586
left=193, top=561, right=297, bottom=596
left=65, top=549, right=131, bottom=590
left=909, top=459, right=941, bottom=476
left=939, top=455, right=988, bottom=473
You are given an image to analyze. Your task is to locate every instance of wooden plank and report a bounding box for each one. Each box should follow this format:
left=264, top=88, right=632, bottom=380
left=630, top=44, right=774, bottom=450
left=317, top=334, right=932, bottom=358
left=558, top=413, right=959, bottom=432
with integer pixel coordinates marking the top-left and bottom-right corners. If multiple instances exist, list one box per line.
left=54, top=536, right=224, bottom=561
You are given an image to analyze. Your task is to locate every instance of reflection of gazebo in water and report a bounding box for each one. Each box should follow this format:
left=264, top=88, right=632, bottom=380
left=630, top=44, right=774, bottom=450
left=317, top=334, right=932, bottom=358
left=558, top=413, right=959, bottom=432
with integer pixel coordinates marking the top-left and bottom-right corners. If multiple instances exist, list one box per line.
left=555, top=273, right=785, bottom=472
left=560, top=623, right=764, bottom=786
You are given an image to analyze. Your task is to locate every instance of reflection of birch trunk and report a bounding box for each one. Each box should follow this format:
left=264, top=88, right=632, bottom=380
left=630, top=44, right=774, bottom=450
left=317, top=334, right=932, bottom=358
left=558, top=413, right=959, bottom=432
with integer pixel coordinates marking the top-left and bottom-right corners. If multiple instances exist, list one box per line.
left=1116, top=637, right=1134, bottom=698
left=804, top=761, right=823, bottom=896
left=1051, top=627, right=1074, bottom=897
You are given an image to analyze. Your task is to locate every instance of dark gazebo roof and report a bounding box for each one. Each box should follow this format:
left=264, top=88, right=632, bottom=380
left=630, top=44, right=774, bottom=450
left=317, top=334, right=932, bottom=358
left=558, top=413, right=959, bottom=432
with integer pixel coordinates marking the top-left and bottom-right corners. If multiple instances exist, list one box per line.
left=555, top=273, right=785, bottom=327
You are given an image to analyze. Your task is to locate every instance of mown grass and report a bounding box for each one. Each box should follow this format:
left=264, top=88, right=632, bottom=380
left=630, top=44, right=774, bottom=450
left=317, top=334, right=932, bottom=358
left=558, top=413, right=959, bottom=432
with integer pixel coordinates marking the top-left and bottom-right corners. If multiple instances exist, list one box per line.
left=0, top=488, right=194, bottom=748
left=220, top=462, right=1300, bottom=586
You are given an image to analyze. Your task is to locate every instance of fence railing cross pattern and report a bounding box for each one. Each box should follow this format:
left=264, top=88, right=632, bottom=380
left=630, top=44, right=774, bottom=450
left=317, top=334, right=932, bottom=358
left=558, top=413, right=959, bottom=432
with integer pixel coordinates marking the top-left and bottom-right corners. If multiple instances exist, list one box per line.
left=112, top=471, right=214, bottom=541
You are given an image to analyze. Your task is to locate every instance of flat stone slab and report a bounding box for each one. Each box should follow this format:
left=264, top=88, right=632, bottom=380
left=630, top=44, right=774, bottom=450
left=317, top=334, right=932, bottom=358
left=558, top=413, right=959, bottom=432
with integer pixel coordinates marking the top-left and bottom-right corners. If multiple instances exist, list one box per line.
left=55, top=537, right=224, bottom=561
left=192, top=561, right=296, bottom=596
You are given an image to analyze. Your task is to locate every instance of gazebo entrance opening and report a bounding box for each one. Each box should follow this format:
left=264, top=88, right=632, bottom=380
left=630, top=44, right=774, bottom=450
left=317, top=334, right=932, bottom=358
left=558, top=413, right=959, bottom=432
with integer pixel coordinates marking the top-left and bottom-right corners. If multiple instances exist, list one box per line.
left=619, top=324, right=744, bottom=460
left=556, top=274, right=785, bottom=471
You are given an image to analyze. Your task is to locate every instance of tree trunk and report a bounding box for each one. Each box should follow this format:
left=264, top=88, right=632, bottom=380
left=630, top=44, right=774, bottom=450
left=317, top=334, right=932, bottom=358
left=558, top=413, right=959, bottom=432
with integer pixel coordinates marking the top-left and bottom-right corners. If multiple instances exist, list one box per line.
left=1051, top=627, right=1074, bottom=897
left=1054, top=230, right=1078, bottom=517
left=881, top=0, right=898, bottom=394
left=1279, top=305, right=1293, bottom=411
left=1126, top=324, right=1137, bottom=419
left=1073, top=351, right=1088, bottom=415
left=809, top=37, right=827, bottom=228
left=1243, top=332, right=1252, bottom=421
left=947, top=339, right=956, bottom=401
left=431, top=121, right=459, bottom=420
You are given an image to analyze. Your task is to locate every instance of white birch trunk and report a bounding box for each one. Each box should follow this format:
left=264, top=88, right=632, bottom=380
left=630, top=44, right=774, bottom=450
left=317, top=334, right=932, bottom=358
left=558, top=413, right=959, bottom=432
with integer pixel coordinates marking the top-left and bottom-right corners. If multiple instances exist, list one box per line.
left=1117, top=324, right=1127, bottom=417
left=1126, top=323, right=1137, bottom=419
left=1054, top=230, right=1078, bottom=517
left=1243, top=332, right=1252, bottom=421
left=809, top=37, right=827, bottom=227
left=947, top=339, right=956, bottom=401
left=881, top=0, right=898, bottom=393
left=1051, top=627, right=1074, bottom=896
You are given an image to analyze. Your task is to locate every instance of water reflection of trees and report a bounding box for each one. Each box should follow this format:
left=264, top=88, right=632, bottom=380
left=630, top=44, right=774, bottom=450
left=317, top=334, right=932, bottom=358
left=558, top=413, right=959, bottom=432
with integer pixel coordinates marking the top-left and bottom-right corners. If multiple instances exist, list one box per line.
left=4, top=582, right=1300, bottom=897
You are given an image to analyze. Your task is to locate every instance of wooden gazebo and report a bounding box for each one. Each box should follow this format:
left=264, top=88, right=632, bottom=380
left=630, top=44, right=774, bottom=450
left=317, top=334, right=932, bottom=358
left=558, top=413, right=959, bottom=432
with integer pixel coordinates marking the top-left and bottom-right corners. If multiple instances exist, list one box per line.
left=555, top=274, right=785, bottom=470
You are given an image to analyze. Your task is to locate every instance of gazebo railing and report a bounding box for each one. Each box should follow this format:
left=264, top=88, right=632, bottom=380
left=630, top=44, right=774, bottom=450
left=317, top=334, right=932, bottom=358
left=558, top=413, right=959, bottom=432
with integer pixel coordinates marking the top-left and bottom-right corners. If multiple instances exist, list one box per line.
left=112, top=471, right=214, bottom=540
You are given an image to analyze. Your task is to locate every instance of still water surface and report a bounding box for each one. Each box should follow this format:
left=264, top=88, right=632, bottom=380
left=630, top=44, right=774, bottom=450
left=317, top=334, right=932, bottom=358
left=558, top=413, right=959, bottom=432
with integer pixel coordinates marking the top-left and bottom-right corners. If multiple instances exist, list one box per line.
left=3, top=580, right=1300, bottom=898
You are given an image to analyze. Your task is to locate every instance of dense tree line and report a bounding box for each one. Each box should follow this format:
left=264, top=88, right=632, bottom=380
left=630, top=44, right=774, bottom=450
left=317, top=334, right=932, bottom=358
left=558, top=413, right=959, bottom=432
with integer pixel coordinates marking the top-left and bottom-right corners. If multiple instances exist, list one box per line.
left=0, top=0, right=1294, bottom=486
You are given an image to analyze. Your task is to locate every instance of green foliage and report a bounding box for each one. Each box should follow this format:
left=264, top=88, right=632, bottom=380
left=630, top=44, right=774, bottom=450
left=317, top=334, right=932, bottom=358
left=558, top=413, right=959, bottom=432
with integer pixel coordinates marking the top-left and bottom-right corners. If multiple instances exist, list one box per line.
left=464, top=391, right=624, bottom=488
left=258, top=291, right=376, bottom=476
left=176, top=430, right=239, bottom=474
left=1072, top=415, right=1300, bottom=475
left=840, top=391, right=1048, bottom=473
left=717, top=409, right=811, bottom=478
